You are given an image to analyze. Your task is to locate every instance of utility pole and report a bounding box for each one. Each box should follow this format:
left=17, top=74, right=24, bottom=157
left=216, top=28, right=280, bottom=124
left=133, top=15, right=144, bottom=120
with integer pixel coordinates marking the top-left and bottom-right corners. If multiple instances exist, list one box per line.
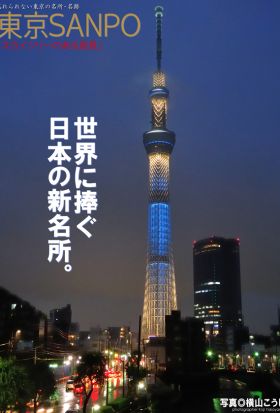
left=106, top=376, right=109, bottom=405
left=122, top=359, right=125, bottom=398
left=34, top=345, right=43, bottom=365
left=137, top=315, right=141, bottom=377
left=106, top=350, right=109, bottom=405
left=34, top=346, right=37, bottom=365
left=154, top=353, right=158, bottom=384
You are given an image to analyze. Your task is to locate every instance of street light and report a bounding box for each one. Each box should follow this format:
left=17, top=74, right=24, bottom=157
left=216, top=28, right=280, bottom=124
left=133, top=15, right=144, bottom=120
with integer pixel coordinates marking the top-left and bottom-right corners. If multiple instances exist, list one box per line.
left=66, top=355, right=75, bottom=374
left=120, top=355, right=126, bottom=398
left=105, top=352, right=110, bottom=406
left=137, top=381, right=145, bottom=390
left=207, top=350, right=213, bottom=358
left=128, top=331, right=132, bottom=353
left=10, top=329, right=22, bottom=353
left=136, top=381, right=146, bottom=396
left=235, top=354, right=240, bottom=367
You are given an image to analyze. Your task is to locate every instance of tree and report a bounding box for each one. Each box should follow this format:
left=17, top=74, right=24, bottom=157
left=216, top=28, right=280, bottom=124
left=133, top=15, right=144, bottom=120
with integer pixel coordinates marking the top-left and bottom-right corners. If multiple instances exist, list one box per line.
left=76, top=352, right=106, bottom=413
left=126, top=365, right=147, bottom=381
left=25, top=362, right=56, bottom=413
left=0, top=357, right=29, bottom=413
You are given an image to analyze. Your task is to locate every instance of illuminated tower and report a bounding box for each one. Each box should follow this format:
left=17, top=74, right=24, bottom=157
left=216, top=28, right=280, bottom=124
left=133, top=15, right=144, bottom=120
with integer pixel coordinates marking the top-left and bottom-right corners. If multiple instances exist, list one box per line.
left=142, top=6, right=177, bottom=340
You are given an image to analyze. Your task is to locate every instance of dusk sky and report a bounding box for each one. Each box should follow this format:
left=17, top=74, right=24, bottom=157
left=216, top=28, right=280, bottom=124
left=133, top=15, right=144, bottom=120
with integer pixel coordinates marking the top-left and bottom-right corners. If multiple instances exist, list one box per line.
left=1, top=0, right=280, bottom=334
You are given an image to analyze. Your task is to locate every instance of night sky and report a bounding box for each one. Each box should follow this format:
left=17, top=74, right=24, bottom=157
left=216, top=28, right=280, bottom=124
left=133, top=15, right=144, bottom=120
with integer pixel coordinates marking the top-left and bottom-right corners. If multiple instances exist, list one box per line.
left=1, top=0, right=280, bottom=334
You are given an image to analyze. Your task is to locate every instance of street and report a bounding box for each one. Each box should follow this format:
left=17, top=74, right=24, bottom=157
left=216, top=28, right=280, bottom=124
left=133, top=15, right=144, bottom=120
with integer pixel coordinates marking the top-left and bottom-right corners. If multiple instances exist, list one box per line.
left=26, top=378, right=126, bottom=413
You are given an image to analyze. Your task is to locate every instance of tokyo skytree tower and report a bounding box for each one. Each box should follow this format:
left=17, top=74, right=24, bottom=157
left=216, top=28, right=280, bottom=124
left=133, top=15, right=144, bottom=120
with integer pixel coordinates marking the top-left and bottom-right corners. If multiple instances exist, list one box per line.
left=142, top=6, right=177, bottom=339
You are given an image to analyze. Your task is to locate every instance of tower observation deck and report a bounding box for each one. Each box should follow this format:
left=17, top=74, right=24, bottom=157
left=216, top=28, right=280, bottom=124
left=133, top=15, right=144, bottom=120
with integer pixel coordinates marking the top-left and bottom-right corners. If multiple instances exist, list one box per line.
left=142, top=6, right=177, bottom=340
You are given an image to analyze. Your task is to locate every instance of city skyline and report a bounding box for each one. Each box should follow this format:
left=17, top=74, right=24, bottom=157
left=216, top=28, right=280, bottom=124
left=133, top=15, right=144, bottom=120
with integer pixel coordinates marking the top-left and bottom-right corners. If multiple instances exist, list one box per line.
left=1, top=0, right=280, bottom=334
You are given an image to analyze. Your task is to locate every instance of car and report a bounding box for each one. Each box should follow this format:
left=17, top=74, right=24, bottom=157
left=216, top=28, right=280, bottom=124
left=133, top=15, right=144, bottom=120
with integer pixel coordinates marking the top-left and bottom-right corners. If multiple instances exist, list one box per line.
left=73, top=383, right=84, bottom=395
left=66, top=379, right=75, bottom=392
left=247, top=367, right=256, bottom=373
left=65, top=410, right=79, bottom=413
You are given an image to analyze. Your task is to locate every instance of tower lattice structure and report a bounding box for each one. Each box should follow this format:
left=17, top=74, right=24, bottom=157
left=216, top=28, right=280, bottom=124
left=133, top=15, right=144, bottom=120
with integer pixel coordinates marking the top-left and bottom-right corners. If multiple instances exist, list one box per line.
left=142, top=6, right=177, bottom=340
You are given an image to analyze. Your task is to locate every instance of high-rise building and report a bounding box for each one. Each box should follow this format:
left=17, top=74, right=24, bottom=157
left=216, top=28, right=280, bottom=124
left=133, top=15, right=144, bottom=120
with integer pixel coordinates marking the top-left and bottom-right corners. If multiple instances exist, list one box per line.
left=193, top=237, right=243, bottom=346
left=142, top=6, right=177, bottom=340
left=106, top=326, right=131, bottom=351
left=68, top=322, right=80, bottom=348
left=49, top=304, right=72, bottom=344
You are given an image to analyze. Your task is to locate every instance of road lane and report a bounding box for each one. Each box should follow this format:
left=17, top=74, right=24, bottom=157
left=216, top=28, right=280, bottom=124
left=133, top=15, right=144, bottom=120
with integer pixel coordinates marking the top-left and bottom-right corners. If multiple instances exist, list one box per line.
left=52, top=377, right=126, bottom=413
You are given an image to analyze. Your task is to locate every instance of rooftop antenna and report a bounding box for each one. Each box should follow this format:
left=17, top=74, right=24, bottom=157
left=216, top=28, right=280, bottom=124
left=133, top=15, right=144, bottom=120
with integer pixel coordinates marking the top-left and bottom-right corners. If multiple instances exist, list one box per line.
left=155, top=6, right=164, bottom=71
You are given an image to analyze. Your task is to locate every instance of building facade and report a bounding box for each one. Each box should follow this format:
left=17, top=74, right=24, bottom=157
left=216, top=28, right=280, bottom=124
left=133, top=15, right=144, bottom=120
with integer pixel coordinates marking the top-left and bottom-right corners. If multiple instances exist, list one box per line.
left=193, top=237, right=243, bottom=349
left=0, top=287, right=47, bottom=350
left=165, top=311, right=206, bottom=380
left=142, top=6, right=177, bottom=340
left=49, top=304, right=72, bottom=345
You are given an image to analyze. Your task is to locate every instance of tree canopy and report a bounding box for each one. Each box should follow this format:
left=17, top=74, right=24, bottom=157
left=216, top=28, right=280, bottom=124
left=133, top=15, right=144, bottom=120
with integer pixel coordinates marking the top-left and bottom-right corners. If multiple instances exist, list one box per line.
left=76, top=352, right=106, bottom=413
left=0, top=358, right=29, bottom=413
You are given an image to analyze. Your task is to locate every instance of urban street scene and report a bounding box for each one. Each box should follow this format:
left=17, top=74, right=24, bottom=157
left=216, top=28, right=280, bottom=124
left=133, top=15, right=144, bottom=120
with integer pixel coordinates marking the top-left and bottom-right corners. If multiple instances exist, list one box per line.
left=1, top=1, right=280, bottom=413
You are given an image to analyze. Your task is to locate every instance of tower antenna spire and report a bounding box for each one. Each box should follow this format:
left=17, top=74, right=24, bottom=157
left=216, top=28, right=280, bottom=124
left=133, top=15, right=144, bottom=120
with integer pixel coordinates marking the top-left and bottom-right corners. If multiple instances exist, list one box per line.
left=155, top=6, right=164, bottom=71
